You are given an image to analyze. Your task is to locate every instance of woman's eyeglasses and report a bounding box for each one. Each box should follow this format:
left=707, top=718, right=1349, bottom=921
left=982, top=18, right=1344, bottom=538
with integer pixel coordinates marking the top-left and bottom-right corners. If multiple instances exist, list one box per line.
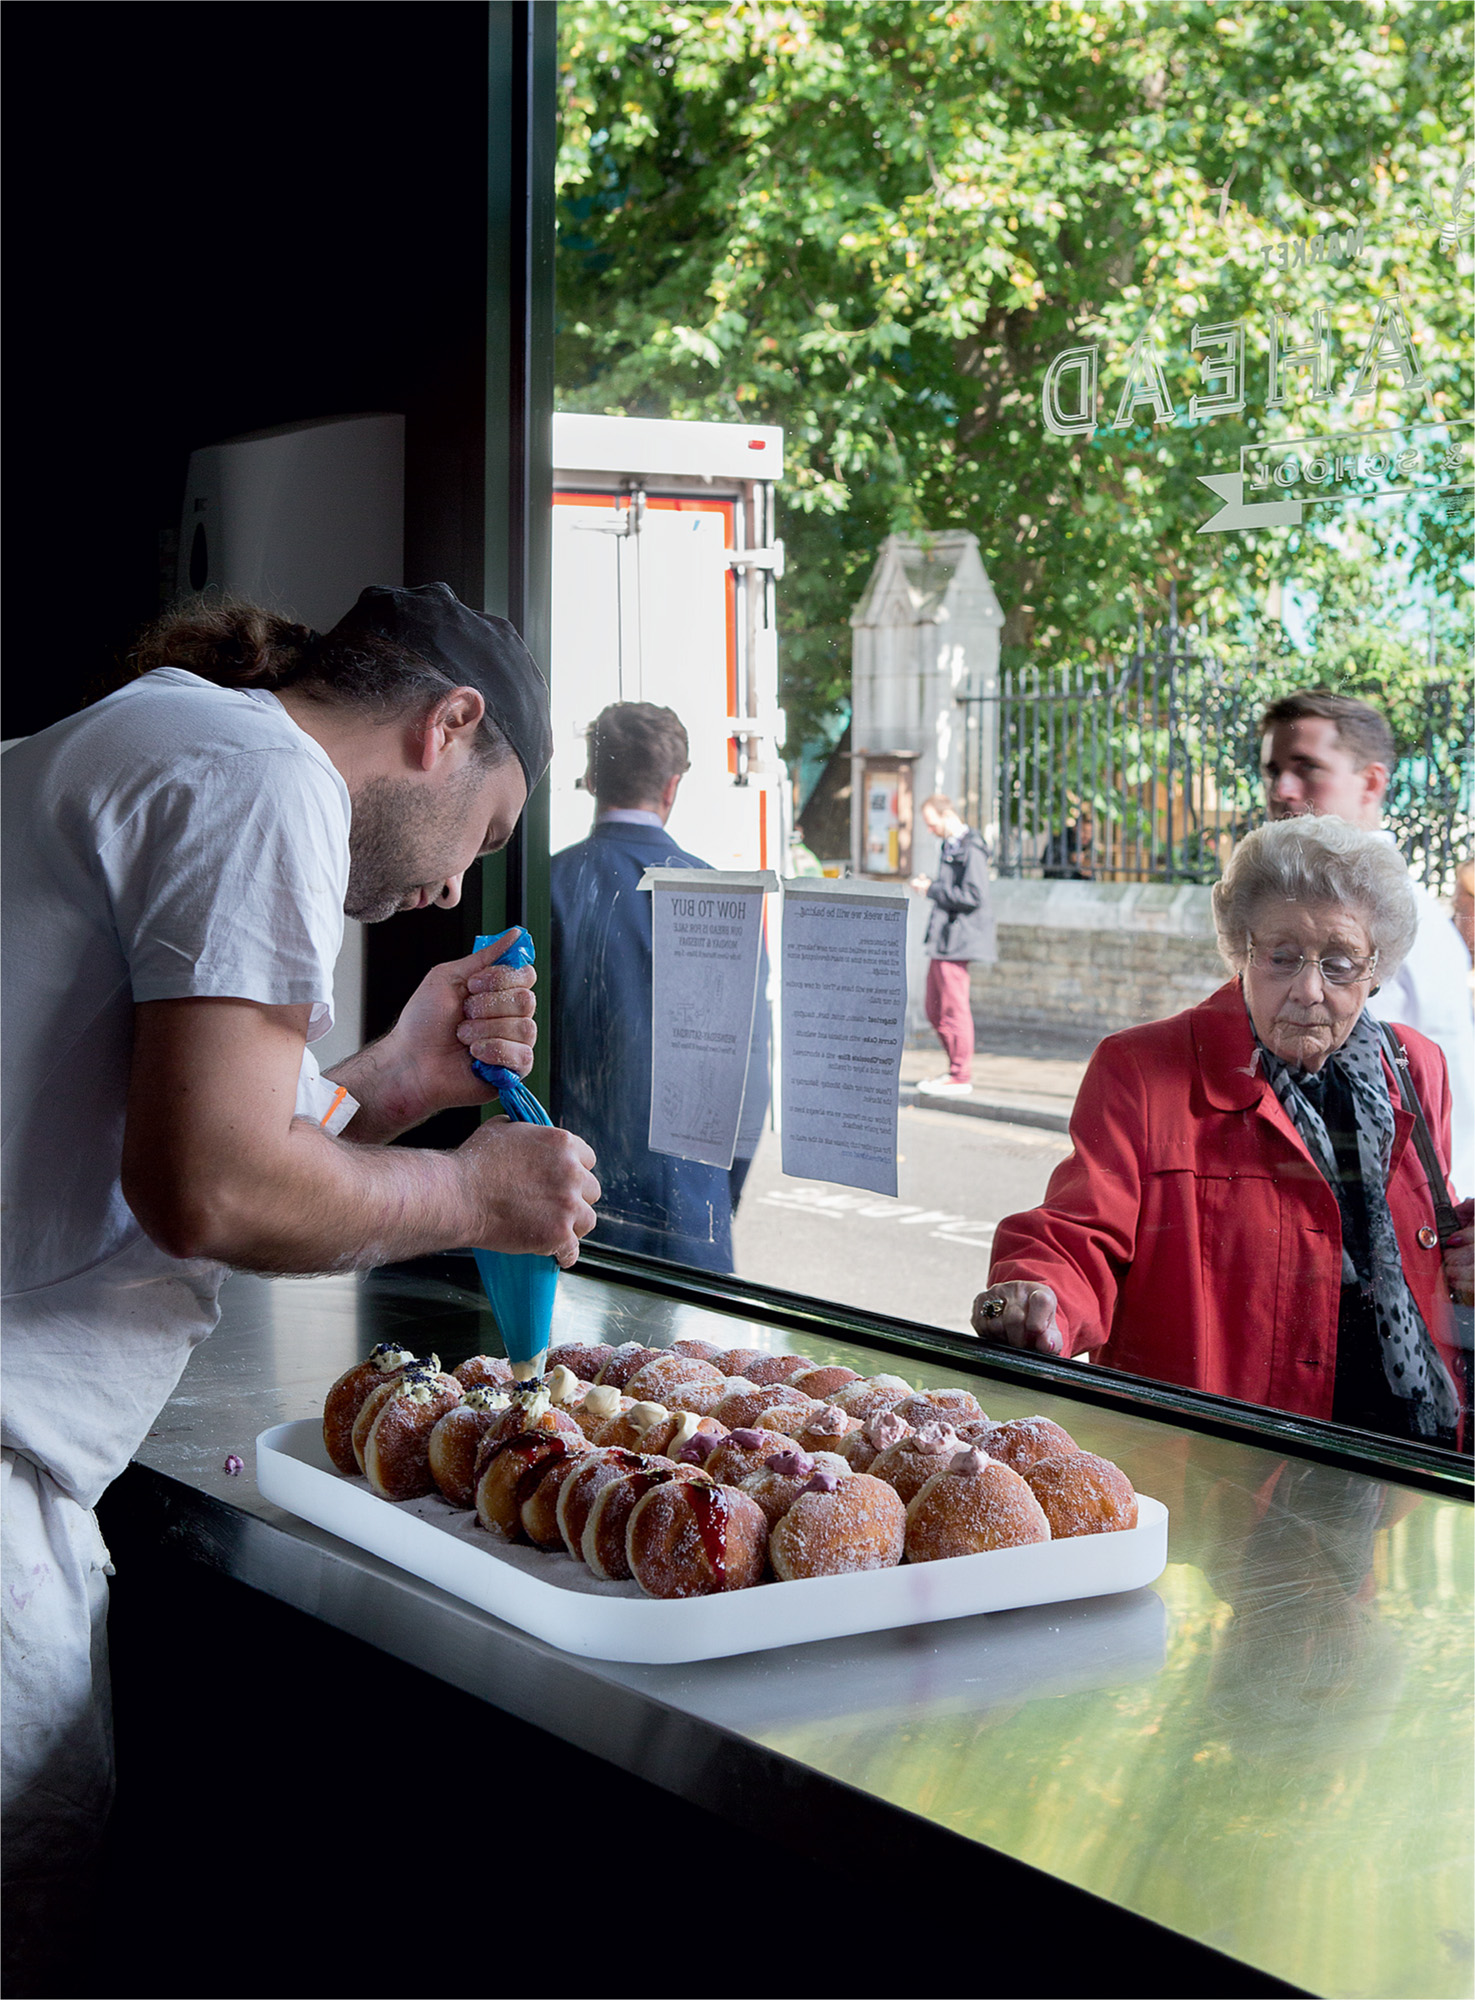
left=1247, top=944, right=1380, bottom=986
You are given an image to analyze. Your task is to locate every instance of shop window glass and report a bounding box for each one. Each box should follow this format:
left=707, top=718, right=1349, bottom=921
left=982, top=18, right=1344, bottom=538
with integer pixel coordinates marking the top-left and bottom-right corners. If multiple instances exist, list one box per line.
left=547, top=2, right=1473, bottom=1452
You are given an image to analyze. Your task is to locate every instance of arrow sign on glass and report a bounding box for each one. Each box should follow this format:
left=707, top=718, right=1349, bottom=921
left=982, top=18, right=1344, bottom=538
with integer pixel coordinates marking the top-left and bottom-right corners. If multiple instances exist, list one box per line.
left=1196, top=472, right=1304, bottom=534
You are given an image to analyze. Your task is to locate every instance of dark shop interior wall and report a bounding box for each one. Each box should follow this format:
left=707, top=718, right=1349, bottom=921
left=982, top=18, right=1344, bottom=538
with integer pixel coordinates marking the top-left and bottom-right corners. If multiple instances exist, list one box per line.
left=2, top=1, right=494, bottom=1129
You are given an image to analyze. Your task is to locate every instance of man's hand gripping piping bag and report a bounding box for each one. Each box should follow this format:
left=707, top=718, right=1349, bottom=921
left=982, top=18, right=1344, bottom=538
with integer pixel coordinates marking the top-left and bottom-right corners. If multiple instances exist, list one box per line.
left=468, top=929, right=559, bottom=1378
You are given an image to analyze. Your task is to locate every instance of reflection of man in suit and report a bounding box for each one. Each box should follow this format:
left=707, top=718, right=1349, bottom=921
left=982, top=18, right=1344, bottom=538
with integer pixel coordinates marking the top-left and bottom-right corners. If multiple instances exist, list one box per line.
left=550, top=702, right=768, bottom=1272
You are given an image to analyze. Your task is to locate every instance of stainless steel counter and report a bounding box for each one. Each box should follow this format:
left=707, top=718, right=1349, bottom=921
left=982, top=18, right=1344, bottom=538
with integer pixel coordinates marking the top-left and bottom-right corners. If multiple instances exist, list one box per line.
left=126, top=1263, right=1472, bottom=1999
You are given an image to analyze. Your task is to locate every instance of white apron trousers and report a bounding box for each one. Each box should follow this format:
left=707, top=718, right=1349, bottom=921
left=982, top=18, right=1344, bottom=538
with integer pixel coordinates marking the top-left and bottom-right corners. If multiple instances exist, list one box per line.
left=2, top=1449, right=115, bottom=1894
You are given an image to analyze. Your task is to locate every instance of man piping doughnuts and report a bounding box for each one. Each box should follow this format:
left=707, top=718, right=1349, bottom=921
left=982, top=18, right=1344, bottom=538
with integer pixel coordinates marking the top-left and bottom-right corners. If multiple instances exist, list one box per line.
left=0, top=583, right=599, bottom=1985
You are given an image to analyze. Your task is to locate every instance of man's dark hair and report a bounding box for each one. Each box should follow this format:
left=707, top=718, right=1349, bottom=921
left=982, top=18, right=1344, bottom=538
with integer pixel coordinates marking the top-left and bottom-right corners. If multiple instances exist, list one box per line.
left=125, top=596, right=515, bottom=768
left=1258, top=689, right=1396, bottom=773
left=586, top=702, right=690, bottom=807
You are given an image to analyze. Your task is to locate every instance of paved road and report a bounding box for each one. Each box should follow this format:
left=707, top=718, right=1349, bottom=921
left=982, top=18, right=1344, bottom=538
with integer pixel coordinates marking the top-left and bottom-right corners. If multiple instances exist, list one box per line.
left=732, top=1104, right=1073, bottom=1337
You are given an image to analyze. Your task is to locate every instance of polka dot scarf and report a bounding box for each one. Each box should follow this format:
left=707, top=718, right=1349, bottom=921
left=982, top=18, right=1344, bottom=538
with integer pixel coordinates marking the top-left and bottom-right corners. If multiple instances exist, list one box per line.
left=1254, top=1007, right=1461, bottom=1440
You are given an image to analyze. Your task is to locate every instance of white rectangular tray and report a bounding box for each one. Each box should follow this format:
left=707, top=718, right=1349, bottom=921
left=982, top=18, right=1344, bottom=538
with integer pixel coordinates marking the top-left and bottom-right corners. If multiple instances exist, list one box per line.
left=257, top=1419, right=1167, bottom=1665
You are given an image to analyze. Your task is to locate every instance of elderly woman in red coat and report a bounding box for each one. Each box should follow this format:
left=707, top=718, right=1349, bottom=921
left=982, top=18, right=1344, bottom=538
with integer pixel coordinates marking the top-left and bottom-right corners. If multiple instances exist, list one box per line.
left=977, top=817, right=1473, bottom=1445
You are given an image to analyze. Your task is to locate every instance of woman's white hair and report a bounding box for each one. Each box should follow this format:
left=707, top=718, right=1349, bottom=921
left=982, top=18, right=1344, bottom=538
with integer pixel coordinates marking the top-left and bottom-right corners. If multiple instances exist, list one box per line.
left=1212, top=816, right=1419, bottom=977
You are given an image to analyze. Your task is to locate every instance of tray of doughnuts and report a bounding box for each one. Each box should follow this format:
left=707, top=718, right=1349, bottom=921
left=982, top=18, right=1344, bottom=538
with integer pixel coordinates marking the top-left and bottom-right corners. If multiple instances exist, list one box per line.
left=257, top=1339, right=1167, bottom=1664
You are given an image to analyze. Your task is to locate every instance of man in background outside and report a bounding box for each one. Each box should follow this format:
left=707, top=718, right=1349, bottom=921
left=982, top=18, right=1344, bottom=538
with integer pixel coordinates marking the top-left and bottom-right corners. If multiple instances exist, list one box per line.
left=550, top=702, right=769, bottom=1269
left=1260, top=689, right=1474, bottom=1195
left=909, top=793, right=996, bottom=1098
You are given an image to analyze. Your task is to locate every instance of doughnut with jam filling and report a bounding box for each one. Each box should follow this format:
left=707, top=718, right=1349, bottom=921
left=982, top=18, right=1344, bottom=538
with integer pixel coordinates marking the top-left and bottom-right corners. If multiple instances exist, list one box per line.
left=627, top=1481, right=768, bottom=1597
left=582, top=1461, right=710, bottom=1581
left=475, top=1431, right=588, bottom=1541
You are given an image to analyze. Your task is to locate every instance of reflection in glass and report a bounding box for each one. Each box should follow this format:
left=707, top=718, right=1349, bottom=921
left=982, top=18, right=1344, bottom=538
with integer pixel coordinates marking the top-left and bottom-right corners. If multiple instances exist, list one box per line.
left=551, top=703, right=769, bottom=1271
left=984, top=818, right=1468, bottom=1447
left=552, top=4, right=1473, bottom=1440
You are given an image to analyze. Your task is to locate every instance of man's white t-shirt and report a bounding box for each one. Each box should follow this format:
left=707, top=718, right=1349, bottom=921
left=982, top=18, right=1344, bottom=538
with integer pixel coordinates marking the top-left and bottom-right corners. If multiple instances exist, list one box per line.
left=2, top=669, right=355, bottom=1508
left=1366, top=852, right=1475, bottom=1200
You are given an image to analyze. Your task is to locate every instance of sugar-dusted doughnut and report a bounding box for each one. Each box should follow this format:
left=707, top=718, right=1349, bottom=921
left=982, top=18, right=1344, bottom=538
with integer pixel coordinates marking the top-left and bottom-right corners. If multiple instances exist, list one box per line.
left=323, top=1342, right=418, bottom=1474
left=791, top=1403, right=863, bottom=1454
left=869, top=1422, right=962, bottom=1505
left=826, top=1375, right=914, bottom=1424
left=895, top=1388, right=985, bottom=1428
left=582, top=1461, right=709, bottom=1582
left=362, top=1369, right=463, bottom=1501
left=627, top=1481, right=768, bottom=1597
left=454, top=1354, right=516, bottom=1392
left=661, top=1378, right=732, bottom=1418
left=556, top=1447, right=645, bottom=1558
left=769, top=1474, right=906, bottom=1580
left=740, top=1447, right=844, bottom=1527
left=592, top=1400, right=725, bottom=1458
left=624, top=1352, right=724, bottom=1403
left=982, top=1416, right=1078, bottom=1475
left=590, top=1399, right=672, bottom=1452
left=950, top=1417, right=996, bottom=1448
left=703, top=1427, right=800, bottom=1487
left=428, top=1387, right=512, bottom=1508
left=742, top=1353, right=815, bottom=1387
left=905, top=1448, right=1050, bottom=1561
left=790, top=1364, right=860, bottom=1400
left=351, top=1358, right=448, bottom=1472
left=596, top=1342, right=665, bottom=1390
left=753, top=1398, right=827, bottom=1438
left=833, top=1408, right=912, bottom=1473
left=672, top=1336, right=727, bottom=1365
left=475, top=1431, right=588, bottom=1541
left=546, top=1340, right=616, bottom=1382
left=520, top=1445, right=602, bottom=1549
left=715, top=1346, right=773, bottom=1378
left=480, top=1381, right=586, bottom=1454
left=1024, top=1451, right=1137, bottom=1537
left=713, top=1381, right=812, bottom=1431
left=570, top=1384, right=629, bottom=1437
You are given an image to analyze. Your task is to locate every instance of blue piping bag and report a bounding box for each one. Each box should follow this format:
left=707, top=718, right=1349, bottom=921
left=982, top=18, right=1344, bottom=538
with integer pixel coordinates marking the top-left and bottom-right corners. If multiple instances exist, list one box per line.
left=469, top=929, right=558, bottom=1378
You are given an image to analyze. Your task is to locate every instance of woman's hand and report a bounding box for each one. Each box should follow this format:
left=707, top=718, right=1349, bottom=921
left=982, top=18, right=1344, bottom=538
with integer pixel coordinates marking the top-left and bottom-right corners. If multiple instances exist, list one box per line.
left=972, top=1281, right=1064, bottom=1356
left=1444, top=1197, right=1474, bottom=1307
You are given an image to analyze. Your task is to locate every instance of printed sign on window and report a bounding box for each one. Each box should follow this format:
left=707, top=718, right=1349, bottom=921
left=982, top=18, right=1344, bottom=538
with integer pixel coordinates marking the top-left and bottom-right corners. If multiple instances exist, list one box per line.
left=642, top=868, right=776, bottom=1169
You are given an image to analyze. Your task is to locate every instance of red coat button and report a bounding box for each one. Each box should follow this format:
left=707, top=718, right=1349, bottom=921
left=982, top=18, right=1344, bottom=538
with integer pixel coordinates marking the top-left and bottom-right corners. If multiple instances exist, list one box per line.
left=1417, top=1225, right=1439, bottom=1250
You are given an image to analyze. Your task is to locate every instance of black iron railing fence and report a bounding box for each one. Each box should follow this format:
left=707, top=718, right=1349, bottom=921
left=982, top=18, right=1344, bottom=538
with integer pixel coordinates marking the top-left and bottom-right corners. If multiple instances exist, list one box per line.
left=959, top=622, right=1473, bottom=897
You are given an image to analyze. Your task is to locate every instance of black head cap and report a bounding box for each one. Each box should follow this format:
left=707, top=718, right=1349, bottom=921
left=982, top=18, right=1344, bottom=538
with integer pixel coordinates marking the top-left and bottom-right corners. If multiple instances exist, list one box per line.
left=322, top=583, right=553, bottom=794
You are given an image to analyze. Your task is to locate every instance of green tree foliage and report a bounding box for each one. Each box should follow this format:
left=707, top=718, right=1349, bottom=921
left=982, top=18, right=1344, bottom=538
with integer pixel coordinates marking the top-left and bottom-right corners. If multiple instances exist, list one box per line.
left=557, top=1, right=1473, bottom=758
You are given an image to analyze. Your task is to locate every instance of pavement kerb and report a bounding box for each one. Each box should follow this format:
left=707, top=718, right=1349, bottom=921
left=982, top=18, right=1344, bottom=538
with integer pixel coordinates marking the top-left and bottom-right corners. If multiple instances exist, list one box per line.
left=899, top=1086, right=1072, bottom=1134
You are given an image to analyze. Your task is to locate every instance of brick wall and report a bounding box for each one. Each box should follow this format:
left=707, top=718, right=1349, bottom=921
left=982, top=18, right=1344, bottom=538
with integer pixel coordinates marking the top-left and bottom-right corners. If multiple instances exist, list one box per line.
left=948, top=879, right=1228, bottom=1039
left=970, top=924, right=1227, bottom=1038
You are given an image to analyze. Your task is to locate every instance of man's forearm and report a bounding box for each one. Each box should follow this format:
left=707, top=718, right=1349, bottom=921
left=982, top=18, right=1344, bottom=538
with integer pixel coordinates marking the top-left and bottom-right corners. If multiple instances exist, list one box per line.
left=130, top=1117, right=476, bottom=1272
